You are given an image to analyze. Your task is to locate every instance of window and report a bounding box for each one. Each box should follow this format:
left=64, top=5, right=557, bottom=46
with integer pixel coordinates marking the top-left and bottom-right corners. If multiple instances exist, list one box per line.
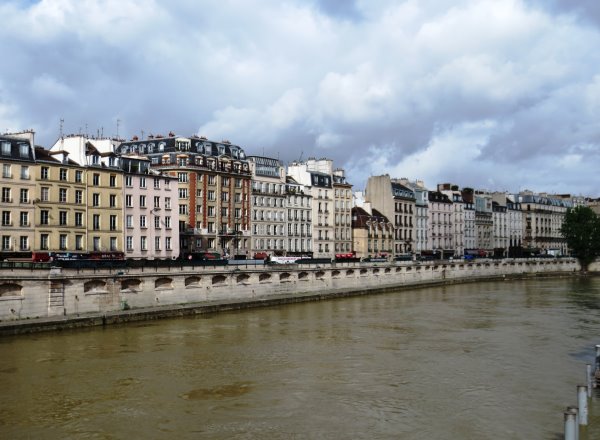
left=59, top=234, right=67, bottom=250
left=178, top=172, right=188, bottom=183
left=110, top=237, right=117, bottom=251
left=109, top=174, right=116, bottom=187
left=154, top=178, right=160, bottom=189
left=126, top=236, right=133, bottom=251
left=208, top=175, right=216, bottom=185
left=93, top=214, right=100, bottom=230
left=165, top=197, right=171, bottom=209
left=20, top=236, right=28, bottom=251
left=75, top=170, right=82, bottom=183
left=165, top=216, right=171, bottom=229
left=140, top=177, right=146, bottom=188
left=140, top=236, right=147, bottom=251
left=92, top=193, right=100, bottom=207
left=110, top=194, right=117, bottom=208
left=1, top=187, right=10, bottom=203
left=2, top=164, right=11, bottom=178
left=59, top=211, right=67, bottom=226
left=207, top=222, right=215, bottom=233
left=20, top=166, right=29, bottom=179
left=1, top=141, right=10, bottom=155
left=110, top=215, right=117, bottom=231
left=60, top=169, right=67, bottom=181
left=154, top=216, right=161, bottom=229
left=92, top=173, right=100, bottom=186
left=207, top=206, right=215, bottom=217
left=178, top=188, right=188, bottom=198
left=125, top=175, right=133, bottom=187
left=40, top=166, right=49, bottom=180
left=75, top=212, right=83, bottom=227
left=19, top=143, right=28, bottom=158
left=2, top=236, right=10, bottom=250
left=208, top=190, right=215, bottom=201
left=20, top=212, right=28, bottom=226
left=41, top=187, right=49, bottom=202
left=140, top=215, right=147, bottom=228
left=140, top=195, right=146, bottom=207
left=126, top=215, right=133, bottom=228
left=179, top=204, right=188, bottom=215
left=221, top=192, right=228, bottom=202
left=155, top=236, right=161, bottom=250
left=154, top=196, right=160, bottom=209
left=40, top=234, right=49, bottom=250
left=75, top=235, right=83, bottom=250
left=59, top=188, right=67, bottom=203
left=40, top=210, right=49, bottom=225
left=93, top=237, right=100, bottom=251
left=2, top=211, right=11, bottom=226
left=165, top=237, right=172, bottom=250
left=125, top=194, right=133, bottom=207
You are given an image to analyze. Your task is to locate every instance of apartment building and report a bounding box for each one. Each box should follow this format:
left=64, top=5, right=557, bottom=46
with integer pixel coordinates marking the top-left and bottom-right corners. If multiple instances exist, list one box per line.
left=287, top=159, right=336, bottom=258
left=351, top=205, right=393, bottom=259
left=516, top=191, right=571, bottom=255
left=398, top=179, right=428, bottom=256
left=247, top=156, right=287, bottom=258
left=34, top=148, right=89, bottom=253
left=286, top=176, right=313, bottom=256
left=506, top=195, right=523, bottom=257
left=365, top=175, right=416, bottom=256
left=121, top=155, right=179, bottom=259
left=427, top=191, right=454, bottom=259
left=48, top=134, right=124, bottom=253
left=491, top=193, right=508, bottom=257
left=474, top=191, right=493, bottom=254
left=0, top=132, right=36, bottom=258
left=117, top=134, right=252, bottom=257
left=333, top=169, right=353, bottom=255
left=438, top=183, right=465, bottom=257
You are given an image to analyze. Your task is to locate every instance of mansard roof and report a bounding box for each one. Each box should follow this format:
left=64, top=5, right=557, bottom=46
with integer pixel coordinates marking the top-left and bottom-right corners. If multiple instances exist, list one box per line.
left=352, top=207, right=391, bottom=228
left=391, top=182, right=415, bottom=200
left=0, top=135, right=35, bottom=162
left=428, top=191, right=452, bottom=203
left=117, top=135, right=248, bottom=161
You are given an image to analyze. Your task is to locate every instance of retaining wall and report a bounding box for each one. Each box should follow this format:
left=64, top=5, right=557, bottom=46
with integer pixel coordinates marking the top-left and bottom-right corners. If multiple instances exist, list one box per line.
left=0, top=258, right=581, bottom=333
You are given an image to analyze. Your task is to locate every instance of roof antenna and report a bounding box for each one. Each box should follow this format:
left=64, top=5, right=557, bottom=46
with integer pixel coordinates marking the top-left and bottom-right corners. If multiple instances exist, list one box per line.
left=116, top=119, right=121, bottom=139
left=298, top=151, right=303, bottom=162
left=59, top=118, right=64, bottom=139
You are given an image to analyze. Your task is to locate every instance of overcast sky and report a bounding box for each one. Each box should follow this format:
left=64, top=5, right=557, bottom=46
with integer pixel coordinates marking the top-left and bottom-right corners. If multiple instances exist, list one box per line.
left=2, top=0, right=600, bottom=195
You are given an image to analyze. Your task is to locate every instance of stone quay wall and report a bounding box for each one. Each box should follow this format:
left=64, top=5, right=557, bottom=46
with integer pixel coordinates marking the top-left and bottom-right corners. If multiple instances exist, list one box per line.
left=0, top=258, right=581, bottom=334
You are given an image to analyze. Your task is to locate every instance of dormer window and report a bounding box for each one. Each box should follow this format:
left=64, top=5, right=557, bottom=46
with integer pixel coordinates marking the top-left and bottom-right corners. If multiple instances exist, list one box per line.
left=92, top=155, right=100, bottom=165
left=158, top=142, right=164, bottom=152
left=19, top=143, right=29, bottom=158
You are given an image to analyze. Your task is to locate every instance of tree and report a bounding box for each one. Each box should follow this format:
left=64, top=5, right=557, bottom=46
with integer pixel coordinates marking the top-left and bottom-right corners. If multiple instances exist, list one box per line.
left=560, top=206, right=600, bottom=271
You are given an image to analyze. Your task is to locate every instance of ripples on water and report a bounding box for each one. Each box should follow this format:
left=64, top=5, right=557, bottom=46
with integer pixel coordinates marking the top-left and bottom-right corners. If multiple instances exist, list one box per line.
left=1, top=278, right=600, bottom=439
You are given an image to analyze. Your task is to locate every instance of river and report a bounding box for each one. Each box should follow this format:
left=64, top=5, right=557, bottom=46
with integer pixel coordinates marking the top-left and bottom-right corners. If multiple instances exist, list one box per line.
left=1, top=277, right=600, bottom=439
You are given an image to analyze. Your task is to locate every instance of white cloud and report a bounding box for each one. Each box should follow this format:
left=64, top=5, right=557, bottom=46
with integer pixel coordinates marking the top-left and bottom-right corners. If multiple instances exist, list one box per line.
left=2, top=0, right=600, bottom=195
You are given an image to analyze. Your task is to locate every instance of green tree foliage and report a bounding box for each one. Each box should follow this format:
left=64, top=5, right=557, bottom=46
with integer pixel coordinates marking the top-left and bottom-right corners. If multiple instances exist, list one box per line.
left=561, top=206, right=600, bottom=271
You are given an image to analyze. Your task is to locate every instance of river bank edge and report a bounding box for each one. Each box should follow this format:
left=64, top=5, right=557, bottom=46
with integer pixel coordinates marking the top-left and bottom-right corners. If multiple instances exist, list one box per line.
left=0, top=269, right=590, bottom=337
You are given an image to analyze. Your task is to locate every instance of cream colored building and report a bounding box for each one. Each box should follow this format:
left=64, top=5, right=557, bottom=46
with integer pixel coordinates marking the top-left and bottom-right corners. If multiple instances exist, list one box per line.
left=333, top=169, right=353, bottom=255
left=34, top=148, right=88, bottom=254
left=0, top=132, right=36, bottom=258
left=365, top=175, right=416, bottom=256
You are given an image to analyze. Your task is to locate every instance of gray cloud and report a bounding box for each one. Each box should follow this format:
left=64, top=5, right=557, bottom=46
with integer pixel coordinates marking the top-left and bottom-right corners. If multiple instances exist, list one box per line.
left=1, top=0, right=600, bottom=195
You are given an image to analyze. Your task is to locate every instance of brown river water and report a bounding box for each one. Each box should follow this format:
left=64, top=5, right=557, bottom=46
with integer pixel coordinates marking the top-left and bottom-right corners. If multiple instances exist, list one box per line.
left=1, top=277, right=600, bottom=439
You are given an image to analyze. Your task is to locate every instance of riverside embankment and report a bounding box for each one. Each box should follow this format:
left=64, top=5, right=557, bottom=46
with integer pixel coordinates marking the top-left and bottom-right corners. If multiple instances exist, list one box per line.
left=0, top=257, right=584, bottom=335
